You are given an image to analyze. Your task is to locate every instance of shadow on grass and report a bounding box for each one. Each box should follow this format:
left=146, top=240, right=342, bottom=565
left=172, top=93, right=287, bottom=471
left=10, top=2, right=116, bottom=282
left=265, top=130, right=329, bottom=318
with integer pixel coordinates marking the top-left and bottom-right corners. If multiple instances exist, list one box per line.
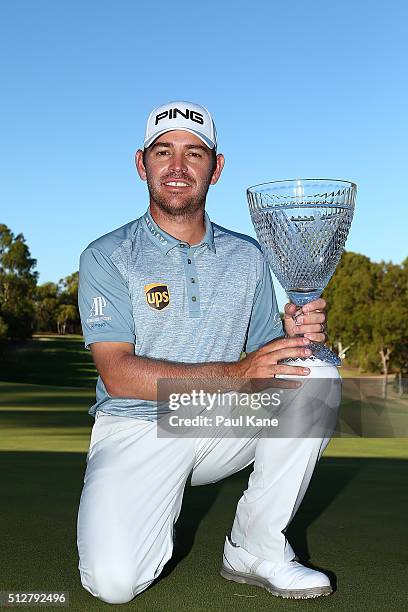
left=0, top=336, right=97, bottom=388
left=155, top=459, right=357, bottom=591
left=286, top=457, right=361, bottom=560
left=158, top=476, right=224, bottom=583
left=284, top=457, right=361, bottom=590
left=0, top=409, right=92, bottom=428
left=0, top=392, right=94, bottom=410
left=0, top=452, right=358, bottom=593
left=0, top=452, right=407, bottom=610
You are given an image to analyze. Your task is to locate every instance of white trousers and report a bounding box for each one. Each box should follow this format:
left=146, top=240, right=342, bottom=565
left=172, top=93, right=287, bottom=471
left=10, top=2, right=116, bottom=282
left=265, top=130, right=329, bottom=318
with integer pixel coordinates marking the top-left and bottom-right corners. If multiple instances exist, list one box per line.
left=77, top=364, right=341, bottom=604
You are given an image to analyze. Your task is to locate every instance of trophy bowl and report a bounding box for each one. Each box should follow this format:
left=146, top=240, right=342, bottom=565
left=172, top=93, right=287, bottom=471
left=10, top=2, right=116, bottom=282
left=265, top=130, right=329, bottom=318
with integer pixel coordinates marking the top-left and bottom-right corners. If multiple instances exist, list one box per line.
left=247, top=178, right=357, bottom=366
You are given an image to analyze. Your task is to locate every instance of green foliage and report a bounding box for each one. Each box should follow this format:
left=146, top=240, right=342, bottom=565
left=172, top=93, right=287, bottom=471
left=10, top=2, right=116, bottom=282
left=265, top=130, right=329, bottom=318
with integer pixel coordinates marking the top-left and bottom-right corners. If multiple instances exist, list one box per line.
left=0, top=224, right=81, bottom=338
left=0, top=224, right=38, bottom=340
left=34, top=276, right=80, bottom=334
left=324, top=251, right=408, bottom=373
left=56, top=304, right=79, bottom=335
left=0, top=315, right=8, bottom=339
left=34, top=282, right=60, bottom=332
left=58, top=271, right=79, bottom=306
left=324, top=252, right=373, bottom=348
left=57, top=271, right=80, bottom=332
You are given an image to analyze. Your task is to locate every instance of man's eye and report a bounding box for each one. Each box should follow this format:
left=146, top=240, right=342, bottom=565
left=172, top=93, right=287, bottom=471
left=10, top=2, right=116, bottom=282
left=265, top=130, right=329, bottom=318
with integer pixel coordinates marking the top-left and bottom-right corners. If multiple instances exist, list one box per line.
left=156, top=150, right=170, bottom=156
left=188, top=152, right=201, bottom=158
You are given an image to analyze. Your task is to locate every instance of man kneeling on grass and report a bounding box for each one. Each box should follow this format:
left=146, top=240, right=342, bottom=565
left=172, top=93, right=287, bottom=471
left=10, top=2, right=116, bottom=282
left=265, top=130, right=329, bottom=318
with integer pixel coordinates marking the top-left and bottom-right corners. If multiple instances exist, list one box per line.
left=76, top=100, right=340, bottom=603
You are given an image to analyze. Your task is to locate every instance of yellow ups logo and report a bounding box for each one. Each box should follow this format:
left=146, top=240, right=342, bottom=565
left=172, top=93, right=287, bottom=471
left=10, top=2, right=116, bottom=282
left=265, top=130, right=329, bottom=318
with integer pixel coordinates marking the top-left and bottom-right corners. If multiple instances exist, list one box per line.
left=144, top=283, right=170, bottom=311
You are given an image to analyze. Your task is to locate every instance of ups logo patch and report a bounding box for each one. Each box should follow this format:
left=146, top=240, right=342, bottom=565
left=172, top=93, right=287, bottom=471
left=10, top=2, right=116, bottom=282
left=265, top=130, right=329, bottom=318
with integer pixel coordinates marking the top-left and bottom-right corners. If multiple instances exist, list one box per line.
left=144, top=283, right=170, bottom=311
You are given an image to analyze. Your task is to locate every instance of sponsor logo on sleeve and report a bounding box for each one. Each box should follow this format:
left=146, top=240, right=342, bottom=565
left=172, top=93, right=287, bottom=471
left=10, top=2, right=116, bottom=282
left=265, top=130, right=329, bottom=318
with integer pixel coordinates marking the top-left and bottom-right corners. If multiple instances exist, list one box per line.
left=86, top=296, right=112, bottom=327
left=90, top=296, right=106, bottom=317
left=144, top=283, right=170, bottom=311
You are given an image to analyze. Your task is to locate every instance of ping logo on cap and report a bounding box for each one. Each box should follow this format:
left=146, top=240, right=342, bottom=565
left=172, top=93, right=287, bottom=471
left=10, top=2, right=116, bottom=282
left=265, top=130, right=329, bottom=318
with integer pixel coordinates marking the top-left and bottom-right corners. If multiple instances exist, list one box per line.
left=155, top=107, right=204, bottom=126
left=144, top=283, right=170, bottom=311
left=144, top=100, right=216, bottom=149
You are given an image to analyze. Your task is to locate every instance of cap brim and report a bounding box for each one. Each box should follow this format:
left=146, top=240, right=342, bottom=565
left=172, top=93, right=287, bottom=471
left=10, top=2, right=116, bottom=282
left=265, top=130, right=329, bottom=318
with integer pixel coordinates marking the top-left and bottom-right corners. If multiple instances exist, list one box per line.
left=144, top=128, right=215, bottom=150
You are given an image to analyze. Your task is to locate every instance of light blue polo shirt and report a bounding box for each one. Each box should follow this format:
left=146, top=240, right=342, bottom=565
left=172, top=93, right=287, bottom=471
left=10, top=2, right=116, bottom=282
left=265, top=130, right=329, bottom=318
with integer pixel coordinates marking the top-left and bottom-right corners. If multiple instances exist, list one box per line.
left=78, top=208, right=283, bottom=419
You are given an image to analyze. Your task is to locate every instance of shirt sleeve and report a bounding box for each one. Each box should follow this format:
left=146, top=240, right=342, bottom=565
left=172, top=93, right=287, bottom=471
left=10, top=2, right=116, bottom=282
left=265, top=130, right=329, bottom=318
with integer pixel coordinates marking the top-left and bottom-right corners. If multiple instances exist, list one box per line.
left=244, top=257, right=284, bottom=353
left=78, top=247, right=136, bottom=350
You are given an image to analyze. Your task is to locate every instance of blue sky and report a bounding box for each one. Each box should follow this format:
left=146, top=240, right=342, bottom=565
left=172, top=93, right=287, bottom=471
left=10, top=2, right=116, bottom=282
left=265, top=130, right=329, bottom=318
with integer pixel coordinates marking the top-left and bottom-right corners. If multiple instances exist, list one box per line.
left=1, top=0, right=407, bottom=308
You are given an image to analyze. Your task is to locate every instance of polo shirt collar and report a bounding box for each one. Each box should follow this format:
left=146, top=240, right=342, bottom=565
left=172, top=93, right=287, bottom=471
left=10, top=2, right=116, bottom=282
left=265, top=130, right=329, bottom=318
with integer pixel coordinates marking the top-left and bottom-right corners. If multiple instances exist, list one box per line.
left=142, top=208, right=216, bottom=255
left=201, top=211, right=216, bottom=253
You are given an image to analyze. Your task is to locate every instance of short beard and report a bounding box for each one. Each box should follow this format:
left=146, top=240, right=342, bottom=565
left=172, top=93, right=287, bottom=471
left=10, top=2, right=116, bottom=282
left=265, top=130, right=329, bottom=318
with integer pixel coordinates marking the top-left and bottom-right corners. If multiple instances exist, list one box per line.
left=145, top=175, right=211, bottom=221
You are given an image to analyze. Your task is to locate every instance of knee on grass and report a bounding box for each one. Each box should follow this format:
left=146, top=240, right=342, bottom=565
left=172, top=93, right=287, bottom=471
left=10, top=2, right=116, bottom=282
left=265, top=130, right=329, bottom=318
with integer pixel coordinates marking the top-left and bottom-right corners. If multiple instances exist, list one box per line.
left=81, top=564, right=154, bottom=604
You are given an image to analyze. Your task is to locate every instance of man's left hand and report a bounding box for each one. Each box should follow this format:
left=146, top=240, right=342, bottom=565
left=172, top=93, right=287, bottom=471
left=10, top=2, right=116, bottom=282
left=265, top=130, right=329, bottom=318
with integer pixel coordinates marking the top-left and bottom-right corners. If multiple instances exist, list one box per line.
left=284, top=298, right=327, bottom=343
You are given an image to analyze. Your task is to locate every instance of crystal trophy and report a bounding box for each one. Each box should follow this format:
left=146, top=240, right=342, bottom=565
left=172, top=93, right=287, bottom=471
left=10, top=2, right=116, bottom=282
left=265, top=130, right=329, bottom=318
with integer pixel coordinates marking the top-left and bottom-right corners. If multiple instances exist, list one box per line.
left=247, top=179, right=356, bottom=366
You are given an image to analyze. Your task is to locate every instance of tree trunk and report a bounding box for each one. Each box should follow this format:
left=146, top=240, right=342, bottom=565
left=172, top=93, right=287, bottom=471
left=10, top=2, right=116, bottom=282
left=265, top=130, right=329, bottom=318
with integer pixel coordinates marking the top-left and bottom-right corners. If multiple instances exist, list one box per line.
left=337, top=340, right=352, bottom=361
left=2, top=279, right=9, bottom=305
left=380, top=346, right=391, bottom=400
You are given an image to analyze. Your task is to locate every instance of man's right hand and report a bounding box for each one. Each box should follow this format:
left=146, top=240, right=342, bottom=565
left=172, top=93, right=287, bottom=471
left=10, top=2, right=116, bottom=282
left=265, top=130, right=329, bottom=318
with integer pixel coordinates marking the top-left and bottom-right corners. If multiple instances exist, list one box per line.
left=227, top=336, right=313, bottom=379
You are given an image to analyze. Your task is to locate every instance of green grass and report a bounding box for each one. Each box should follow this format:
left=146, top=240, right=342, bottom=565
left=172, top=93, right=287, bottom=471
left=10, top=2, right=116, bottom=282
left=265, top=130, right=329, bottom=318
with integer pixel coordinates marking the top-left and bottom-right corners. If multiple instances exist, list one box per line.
left=0, top=379, right=406, bottom=457
left=0, top=334, right=97, bottom=387
left=0, top=452, right=406, bottom=611
left=0, top=335, right=407, bottom=611
left=1, top=378, right=407, bottom=456
left=1, top=335, right=407, bottom=456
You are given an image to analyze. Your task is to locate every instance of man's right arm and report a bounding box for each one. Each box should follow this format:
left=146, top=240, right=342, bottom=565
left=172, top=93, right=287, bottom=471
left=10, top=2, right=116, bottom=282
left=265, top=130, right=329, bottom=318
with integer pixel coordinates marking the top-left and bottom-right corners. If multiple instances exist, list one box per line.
left=90, top=337, right=313, bottom=400
left=78, top=246, right=312, bottom=402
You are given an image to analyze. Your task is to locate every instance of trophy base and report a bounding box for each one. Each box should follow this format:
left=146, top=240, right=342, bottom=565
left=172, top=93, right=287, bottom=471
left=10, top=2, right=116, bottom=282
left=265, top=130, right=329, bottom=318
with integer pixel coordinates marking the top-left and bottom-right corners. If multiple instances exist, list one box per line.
left=283, top=342, right=341, bottom=366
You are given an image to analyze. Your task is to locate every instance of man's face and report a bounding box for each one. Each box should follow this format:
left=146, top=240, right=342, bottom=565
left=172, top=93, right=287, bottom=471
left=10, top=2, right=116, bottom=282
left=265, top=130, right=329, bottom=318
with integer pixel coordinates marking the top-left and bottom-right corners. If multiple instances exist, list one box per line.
left=136, top=130, right=224, bottom=217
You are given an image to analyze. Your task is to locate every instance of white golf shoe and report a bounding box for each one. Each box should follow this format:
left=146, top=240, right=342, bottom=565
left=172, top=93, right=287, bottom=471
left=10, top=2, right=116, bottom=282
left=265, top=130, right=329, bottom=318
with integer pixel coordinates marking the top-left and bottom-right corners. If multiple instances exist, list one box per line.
left=220, top=536, right=333, bottom=599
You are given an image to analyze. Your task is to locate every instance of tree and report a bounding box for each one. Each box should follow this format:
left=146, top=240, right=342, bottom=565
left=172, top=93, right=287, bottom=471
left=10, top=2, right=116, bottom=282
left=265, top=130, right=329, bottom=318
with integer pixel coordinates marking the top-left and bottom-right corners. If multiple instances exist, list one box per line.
left=324, top=252, right=408, bottom=378
left=0, top=224, right=38, bottom=339
left=324, top=251, right=375, bottom=370
left=58, top=271, right=80, bottom=332
left=58, top=271, right=78, bottom=307
left=57, top=304, right=78, bottom=335
left=0, top=315, right=7, bottom=339
left=33, top=273, right=81, bottom=334
left=0, top=315, right=7, bottom=358
left=370, top=261, right=408, bottom=396
left=34, top=282, right=60, bottom=332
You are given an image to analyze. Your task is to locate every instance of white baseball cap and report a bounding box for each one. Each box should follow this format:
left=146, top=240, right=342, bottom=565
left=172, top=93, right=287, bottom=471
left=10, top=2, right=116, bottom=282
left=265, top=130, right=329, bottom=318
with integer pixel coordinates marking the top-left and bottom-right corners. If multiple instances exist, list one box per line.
left=143, top=100, right=217, bottom=150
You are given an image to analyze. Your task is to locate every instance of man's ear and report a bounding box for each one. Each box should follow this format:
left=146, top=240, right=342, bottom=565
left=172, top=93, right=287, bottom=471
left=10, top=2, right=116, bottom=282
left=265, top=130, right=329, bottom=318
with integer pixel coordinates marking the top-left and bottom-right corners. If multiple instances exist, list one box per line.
left=210, top=153, right=225, bottom=185
left=135, top=149, right=147, bottom=181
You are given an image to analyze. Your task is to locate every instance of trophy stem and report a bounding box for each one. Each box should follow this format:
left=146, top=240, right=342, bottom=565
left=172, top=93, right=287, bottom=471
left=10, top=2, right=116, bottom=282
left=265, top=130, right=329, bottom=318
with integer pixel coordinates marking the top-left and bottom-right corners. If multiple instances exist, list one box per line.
left=288, top=295, right=341, bottom=367
left=287, top=288, right=323, bottom=307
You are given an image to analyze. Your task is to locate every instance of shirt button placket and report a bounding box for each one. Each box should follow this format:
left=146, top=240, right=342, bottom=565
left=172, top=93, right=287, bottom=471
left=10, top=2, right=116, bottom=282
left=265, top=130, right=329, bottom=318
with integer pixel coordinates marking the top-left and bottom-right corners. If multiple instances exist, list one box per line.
left=185, top=247, right=200, bottom=317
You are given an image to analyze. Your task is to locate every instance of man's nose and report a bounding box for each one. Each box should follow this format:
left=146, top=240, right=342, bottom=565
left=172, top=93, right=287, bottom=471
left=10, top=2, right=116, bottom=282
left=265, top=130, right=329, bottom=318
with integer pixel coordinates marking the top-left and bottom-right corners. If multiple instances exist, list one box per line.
left=168, top=150, right=187, bottom=173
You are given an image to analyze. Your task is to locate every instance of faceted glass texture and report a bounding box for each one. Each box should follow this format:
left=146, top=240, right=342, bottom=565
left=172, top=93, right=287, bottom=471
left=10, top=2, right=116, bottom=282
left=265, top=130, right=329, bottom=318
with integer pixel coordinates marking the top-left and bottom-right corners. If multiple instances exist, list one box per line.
left=247, top=179, right=356, bottom=365
left=247, top=179, right=356, bottom=306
